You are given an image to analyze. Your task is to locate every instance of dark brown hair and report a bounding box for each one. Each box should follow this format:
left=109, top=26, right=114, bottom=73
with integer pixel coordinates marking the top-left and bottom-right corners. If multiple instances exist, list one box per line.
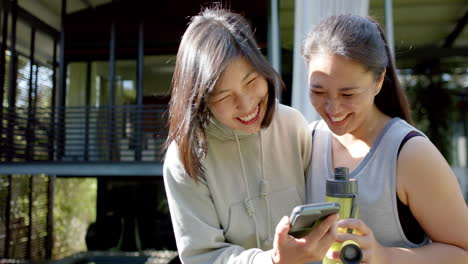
left=302, top=14, right=413, bottom=124
left=166, top=7, right=282, bottom=180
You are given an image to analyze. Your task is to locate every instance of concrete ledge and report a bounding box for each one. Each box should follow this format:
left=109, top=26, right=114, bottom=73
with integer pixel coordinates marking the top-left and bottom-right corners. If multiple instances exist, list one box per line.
left=0, top=162, right=163, bottom=176
left=50, top=250, right=178, bottom=264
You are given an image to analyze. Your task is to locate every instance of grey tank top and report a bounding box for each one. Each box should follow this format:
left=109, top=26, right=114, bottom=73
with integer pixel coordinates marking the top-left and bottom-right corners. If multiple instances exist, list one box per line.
left=306, top=118, right=430, bottom=253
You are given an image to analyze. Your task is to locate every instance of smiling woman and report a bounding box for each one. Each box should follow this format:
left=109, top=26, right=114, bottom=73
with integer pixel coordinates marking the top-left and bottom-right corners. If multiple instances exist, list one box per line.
left=304, top=14, right=468, bottom=264
left=162, top=6, right=340, bottom=264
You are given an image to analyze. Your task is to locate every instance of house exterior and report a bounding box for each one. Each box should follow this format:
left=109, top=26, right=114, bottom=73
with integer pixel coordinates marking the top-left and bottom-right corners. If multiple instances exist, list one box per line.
left=0, top=0, right=466, bottom=262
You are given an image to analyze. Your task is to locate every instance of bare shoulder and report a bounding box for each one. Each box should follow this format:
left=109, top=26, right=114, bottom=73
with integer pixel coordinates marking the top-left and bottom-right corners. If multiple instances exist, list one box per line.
left=397, top=135, right=448, bottom=168
left=397, top=135, right=468, bottom=249
left=397, top=135, right=454, bottom=194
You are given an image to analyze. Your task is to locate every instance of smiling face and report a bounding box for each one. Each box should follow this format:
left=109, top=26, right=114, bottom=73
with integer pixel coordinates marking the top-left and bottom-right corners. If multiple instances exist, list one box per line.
left=208, top=56, right=269, bottom=134
left=308, top=54, right=385, bottom=136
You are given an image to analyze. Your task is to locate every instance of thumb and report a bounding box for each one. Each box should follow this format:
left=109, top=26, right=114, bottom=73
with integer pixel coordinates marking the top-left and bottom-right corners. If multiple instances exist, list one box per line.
left=274, top=216, right=291, bottom=245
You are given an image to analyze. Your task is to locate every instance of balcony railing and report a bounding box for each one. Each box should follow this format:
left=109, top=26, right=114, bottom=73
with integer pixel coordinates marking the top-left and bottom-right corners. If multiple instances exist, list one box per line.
left=0, top=104, right=168, bottom=163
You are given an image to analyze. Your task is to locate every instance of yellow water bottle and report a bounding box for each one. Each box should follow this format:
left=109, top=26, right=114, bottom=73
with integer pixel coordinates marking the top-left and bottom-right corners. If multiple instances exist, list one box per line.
left=324, top=167, right=362, bottom=264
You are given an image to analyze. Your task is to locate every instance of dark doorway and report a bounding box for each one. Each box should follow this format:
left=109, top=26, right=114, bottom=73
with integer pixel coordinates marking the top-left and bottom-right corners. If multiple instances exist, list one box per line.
left=85, top=176, right=176, bottom=251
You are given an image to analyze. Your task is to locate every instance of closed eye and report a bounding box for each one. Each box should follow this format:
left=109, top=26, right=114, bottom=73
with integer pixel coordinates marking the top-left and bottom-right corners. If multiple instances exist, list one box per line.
left=311, top=90, right=325, bottom=95
left=210, top=94, right=231, bottom=104
left=246, top=76, right=257, bottom=85
left=216, top=95, right=231, bottom=103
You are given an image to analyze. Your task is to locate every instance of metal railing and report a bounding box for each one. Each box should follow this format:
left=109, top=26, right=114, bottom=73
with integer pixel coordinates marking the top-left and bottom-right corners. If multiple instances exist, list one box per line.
left=0, top=104, right=168, bottom=163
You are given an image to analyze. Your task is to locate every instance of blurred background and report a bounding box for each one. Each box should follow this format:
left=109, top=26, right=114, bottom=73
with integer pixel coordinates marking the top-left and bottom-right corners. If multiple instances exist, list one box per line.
left=0, top=0, right=466, bottom=263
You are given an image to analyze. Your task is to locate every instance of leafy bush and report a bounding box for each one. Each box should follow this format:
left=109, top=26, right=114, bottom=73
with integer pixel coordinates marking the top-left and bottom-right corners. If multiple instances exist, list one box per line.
left=53, top=178, right=96, bottom=259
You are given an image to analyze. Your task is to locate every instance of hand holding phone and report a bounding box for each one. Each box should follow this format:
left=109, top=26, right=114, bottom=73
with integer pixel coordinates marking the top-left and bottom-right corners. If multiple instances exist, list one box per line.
left=288, top=202, right=340, bottom=238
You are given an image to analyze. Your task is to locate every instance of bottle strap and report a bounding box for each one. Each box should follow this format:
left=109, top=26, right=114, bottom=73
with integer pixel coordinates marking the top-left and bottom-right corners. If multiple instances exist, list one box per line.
left=347, top=195, right=357, bottom=234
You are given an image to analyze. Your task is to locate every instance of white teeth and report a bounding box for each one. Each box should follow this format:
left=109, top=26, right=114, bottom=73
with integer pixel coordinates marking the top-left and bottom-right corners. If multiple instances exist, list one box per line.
left=239, top=106, right=259, bottom=122
left=330, top=114, right=347, bottom=122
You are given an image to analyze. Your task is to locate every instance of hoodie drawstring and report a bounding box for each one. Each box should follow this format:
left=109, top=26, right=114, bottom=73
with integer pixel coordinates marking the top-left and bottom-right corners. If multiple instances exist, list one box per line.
left=234, top=132, right=262, bottom=248
left=234, top=130, right=273, bottom=248
left=259, top=131, right=272, bottom=243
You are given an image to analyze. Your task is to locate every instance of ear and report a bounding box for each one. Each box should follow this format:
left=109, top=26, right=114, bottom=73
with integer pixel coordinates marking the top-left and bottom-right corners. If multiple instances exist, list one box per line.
left=374, top=68, right=386, bottom=96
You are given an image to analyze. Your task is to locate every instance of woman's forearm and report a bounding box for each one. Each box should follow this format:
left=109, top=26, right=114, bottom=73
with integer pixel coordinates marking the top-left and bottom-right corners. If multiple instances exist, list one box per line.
left=382, top=242, right=468, bottom=264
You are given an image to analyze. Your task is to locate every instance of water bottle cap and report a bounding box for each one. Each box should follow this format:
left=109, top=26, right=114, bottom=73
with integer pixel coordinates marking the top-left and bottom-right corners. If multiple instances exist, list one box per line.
left=335, top=167, right=349, bottom=180
left=326, top=167, right=358, bottom=196
left=326, top=180, right=358, bottom=196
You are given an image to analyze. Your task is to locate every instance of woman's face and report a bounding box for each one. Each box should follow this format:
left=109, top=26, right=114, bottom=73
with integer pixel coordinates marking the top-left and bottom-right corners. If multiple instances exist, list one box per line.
left=308, top=54, right=384, bottom=136
left=208, top=57, right=269, bottom=133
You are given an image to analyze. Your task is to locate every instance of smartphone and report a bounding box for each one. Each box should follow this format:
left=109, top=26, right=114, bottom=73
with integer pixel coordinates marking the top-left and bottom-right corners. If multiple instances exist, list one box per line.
left=288, top=202, right=340, bottom=238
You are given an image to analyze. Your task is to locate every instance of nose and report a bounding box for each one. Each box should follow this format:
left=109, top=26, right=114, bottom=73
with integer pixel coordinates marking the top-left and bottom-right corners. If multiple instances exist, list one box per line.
left=235, top=92, right=255, bottom=112
left=325, top=96, right=341, bottom=115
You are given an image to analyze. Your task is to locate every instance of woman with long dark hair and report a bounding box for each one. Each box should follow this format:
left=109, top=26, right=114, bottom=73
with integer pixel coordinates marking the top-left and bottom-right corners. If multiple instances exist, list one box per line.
left=164, top=7, right=338, bottom=264
left=304, top=14, right=468, bottom=263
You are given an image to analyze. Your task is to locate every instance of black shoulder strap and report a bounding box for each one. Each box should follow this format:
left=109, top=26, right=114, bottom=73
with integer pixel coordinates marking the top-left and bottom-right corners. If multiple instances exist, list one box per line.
left=397, top=130, right=423, bottom=157
left=311, top=120, right=319, bottom=139
left=397, top=130, right=427, bottom=244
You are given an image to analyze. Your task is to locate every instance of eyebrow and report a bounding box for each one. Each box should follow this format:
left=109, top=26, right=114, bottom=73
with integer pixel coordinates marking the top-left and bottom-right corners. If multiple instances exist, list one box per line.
left=310, top=83, right=322, bottom=89
left=211, top=89, right=229, bottom=98
left=213, top=69, right=257, bottom=96
left=242, top=69, right=257, bottom=82
left=339, top=87, right=358, bottom=92
left=309, top=83, right=358, bottom=91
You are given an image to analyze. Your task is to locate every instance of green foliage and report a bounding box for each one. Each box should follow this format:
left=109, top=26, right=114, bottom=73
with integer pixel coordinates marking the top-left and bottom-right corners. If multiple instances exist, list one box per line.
left=53, top=178, right=97, bottom=259
left=403, top=72, right=459, bottom=164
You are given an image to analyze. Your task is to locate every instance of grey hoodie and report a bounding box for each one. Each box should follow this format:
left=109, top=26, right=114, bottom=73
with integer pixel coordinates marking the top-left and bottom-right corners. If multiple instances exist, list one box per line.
left=163, top=104, right=312, bottom=264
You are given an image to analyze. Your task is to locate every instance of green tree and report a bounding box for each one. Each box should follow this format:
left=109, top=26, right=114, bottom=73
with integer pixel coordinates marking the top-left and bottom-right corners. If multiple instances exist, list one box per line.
left=53, top=178, right=96, bottom=259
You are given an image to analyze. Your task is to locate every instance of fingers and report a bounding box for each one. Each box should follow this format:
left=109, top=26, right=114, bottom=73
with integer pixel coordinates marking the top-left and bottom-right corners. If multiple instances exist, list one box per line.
left=272, top=214, right=341, bottom=264
left=335, top=220, right=369, bottom=251
left=308, top=213, right=339, bottom=240
left=336, top=232, right=364, bottom=245
left=337, top=218, right=369, bottom=236
left=335, top=219, right=376, bottom=264
left=305, top=213, right=338, bottom=254
left=327, top=248, right=370, bottom=263
left=276, top=215, right=291, bottom=233
left=360, top=248, right=370, bottom=263
left=326, top=249, right=340, bottom=261
left=274, top=216, right=291, bottom=246
left=318, top=222, right=338, bottom=253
